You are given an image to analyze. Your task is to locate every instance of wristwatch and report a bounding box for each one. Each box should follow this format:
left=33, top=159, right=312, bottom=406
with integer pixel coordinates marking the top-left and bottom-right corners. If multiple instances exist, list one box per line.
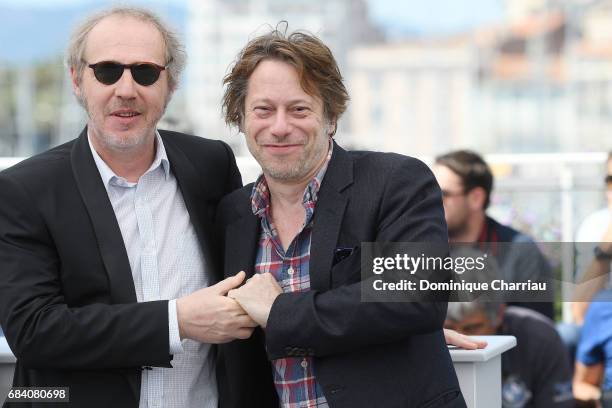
left=594, top=246, right=612, bottom=261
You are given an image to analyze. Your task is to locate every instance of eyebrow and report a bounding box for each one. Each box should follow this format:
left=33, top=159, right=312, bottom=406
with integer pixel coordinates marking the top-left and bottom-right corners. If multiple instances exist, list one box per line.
left=249, top=98, right=313, bottom=107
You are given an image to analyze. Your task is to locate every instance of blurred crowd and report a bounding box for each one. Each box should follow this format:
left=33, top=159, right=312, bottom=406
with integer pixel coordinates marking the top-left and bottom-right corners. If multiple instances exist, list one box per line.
left=438, top=150, right=612, bottom=408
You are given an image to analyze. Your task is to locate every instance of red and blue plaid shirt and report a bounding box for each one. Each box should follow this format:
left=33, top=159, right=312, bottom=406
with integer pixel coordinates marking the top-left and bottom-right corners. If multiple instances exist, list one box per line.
left=251, top=144, right=333, bottom=408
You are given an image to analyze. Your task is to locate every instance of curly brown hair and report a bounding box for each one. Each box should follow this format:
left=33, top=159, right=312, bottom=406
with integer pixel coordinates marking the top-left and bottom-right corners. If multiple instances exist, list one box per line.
left=222, top=27, right=349, bottom=135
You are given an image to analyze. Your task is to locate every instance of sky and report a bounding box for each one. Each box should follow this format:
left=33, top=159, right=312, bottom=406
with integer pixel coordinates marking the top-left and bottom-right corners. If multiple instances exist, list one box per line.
left=369, top=0, right=504, bottom=34
left=0, top=0, right=505, bottom=63
left=0, top=0, right=505, bottom=34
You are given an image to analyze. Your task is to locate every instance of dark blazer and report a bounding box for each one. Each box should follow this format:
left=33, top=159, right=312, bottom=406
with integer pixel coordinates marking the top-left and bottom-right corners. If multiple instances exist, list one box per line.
left=217, top=143, right=466, bottom=408
left=482, top=216, right=555, bottom=319
left=0, top=129, right=241, bottom=407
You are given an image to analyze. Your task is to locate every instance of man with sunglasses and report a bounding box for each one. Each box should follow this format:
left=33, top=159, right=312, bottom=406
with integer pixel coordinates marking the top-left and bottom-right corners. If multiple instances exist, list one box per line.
left=0, top=7, right=255, bottom=408
left=432, top=150, right=555, bottom=319
left=572, top=151, right=612, bottom=323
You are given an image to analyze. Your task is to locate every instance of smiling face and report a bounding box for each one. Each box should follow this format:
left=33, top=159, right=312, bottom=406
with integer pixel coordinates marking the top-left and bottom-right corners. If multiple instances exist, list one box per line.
left=71, top=15, right=170, bottom=153
left=242, top=59, right=331, bottom=184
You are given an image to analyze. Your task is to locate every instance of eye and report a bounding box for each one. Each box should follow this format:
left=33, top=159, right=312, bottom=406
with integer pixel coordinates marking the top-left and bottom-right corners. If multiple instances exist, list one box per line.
left=292, top=106, right=310, bottom=116
left=253, top=106, right=272, bottom=116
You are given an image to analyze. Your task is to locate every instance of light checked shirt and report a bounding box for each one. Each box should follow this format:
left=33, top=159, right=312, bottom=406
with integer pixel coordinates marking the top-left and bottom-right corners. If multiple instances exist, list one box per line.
left=88, top=132, right=217, bottom=408
left=251, top=142, right=333, bottom=408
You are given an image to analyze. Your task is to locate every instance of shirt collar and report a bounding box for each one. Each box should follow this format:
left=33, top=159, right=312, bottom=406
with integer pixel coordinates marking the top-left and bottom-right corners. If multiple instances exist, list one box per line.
left=251, top=138, right=334, bottom=218
left=87, top=130, right=170, bottom=189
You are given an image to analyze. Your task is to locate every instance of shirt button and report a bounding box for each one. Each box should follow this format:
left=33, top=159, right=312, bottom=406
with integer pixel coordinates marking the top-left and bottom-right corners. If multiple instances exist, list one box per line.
left=300, top=359, right=308, bottom=368
left=287, top=267, right=294, bottom=275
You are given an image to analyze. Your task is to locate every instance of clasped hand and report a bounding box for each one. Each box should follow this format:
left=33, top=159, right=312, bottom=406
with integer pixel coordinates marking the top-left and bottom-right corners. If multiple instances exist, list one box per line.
left=176, top=271, right=282, bottom=344
left=227, top=272, right=283, bottom=329
left=177, top=271, right=483, bottom=351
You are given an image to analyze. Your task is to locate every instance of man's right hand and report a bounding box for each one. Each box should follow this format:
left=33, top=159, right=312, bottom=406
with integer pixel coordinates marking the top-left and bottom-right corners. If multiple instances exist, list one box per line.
left=176, top=271, right=258, bottom=343
left=443, top=328, right=487, bottom=350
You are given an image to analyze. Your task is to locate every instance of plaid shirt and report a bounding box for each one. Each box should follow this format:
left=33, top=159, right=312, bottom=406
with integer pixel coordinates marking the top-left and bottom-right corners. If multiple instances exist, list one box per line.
left=251, top=144, right=333, bottom=408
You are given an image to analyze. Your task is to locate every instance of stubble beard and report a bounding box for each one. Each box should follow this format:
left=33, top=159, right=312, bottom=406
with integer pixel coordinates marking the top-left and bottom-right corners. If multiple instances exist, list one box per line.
left=249, top=134, right=329, bottom=183
left=78, top=91, right=167, bottom=153
left=447, top=215, right=470, bottom=241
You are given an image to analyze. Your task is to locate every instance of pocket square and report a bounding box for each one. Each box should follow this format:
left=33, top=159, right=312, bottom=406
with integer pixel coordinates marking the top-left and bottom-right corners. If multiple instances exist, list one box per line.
left=333, top=246, right=355, bottom=265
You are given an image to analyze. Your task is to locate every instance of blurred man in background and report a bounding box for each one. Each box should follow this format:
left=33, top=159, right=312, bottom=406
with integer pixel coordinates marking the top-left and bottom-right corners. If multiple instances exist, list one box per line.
left=433, top=150, right=555, bottom=319
left=446, top=302, right=574, bottom=408
left=573, top=290, right=612, bottom=408
left=572, top=152, right=612, bottom=322
left=571, top=154, right=612, bottom=407
left=556, top=152, right=612, bottom=371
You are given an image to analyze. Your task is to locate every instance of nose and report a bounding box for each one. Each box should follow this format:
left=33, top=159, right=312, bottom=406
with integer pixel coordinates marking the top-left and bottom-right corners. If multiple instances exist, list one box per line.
left=113, top=68, right=137, bottom=99
left=270, top=110, right=292, bottom=137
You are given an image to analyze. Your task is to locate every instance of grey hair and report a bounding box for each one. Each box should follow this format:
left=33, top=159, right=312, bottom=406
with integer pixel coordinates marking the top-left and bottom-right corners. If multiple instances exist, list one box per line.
left=446, top=301, right=503, bottom=325
left=65, top=6, right=186, bottom=90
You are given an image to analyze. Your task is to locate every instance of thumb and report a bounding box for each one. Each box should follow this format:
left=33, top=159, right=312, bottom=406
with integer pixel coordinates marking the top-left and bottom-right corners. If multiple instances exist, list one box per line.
left=213, top=271, right=246, bottom=295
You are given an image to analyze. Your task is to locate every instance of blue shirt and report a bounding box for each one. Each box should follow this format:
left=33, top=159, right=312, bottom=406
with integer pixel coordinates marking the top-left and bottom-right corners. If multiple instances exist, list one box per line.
left=577, top=289, right=612, bottom=391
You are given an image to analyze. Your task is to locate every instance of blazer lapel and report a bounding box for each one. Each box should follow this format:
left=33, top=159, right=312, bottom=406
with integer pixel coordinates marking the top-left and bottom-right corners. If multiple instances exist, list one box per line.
left=223, top=196, right=264, bottom=347
left=70, top=128, right=137, bottom=304
left=224, top=192, right=260, bottom=279
left=310, top=142, right=353, bottom=291
left=161, top=133, right=223, bottom=283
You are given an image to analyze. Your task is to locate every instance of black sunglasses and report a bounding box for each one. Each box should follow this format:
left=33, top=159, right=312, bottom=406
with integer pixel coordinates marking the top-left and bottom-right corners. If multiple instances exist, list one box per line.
left=606, top=175, right=612, bottom=185
left=87, top=61, right=167, bottom=86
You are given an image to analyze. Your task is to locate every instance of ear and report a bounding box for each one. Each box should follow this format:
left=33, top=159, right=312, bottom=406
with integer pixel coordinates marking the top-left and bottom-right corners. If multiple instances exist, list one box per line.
left=70, top=66, right=82, bottom=98
left=166, top=76, right=178, bottom=95
left=327, top=121, right=337, bottom=137
left=467, top=187, right=487, bottom=211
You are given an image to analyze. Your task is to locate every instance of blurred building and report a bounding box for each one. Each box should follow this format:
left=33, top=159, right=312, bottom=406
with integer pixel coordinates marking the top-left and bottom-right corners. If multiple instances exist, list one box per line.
left=348, top=38, right=474, bottom=154
left=483, top=0, right=612, bottom=152
left=566, top=0, right=612, bottom=151
left=476, top=10, right=568, bottom=153
left=504, top=0, right=552, bottom=23
left=185, top=0, right=382, bottom=154
left=347, top=0, right=612, bottom=156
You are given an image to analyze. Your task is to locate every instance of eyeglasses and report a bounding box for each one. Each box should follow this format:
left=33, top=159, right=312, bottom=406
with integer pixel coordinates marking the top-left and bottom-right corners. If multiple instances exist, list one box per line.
left=606, top=175, right=612, bottom=187
left=86, top=61, right=167, bottom=86
left=441, top=189, right=467, bottom=199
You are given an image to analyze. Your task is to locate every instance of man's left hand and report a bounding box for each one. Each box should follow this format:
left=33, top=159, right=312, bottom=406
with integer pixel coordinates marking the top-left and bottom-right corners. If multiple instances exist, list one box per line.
left=228, top=272, right=282, bottom=328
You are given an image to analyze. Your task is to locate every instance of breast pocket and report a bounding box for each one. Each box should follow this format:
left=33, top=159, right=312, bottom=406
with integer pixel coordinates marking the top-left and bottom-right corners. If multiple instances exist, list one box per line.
left=330, top=246, right=361, bottom=287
